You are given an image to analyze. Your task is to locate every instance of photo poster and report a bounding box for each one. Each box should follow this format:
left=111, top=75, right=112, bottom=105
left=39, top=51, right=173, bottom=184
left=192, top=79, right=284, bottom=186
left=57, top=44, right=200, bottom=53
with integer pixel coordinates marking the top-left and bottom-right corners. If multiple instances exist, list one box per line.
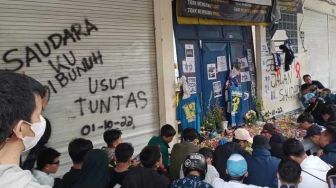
left=187, top=77, right=197, bottom=94
left=182, top=60, right=195, bottom=73
left=185, top=44, right=195, bottom=62
left=239, top=57, right=249, bottom=69
left=207, top=63, right=217, bottom=80
left=247, top=49, right=253, bottom=63
left=217, top=56, right=227, bottom=72
left=241, top=71, right=251, bottom=82
left=213, top=81, right=222, bottom=98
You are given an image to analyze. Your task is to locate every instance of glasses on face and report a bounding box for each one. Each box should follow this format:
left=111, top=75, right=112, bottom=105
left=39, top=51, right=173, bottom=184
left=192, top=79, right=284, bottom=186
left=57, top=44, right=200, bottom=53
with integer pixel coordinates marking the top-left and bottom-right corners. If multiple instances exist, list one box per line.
left=280, top=185, right=297, bottom=188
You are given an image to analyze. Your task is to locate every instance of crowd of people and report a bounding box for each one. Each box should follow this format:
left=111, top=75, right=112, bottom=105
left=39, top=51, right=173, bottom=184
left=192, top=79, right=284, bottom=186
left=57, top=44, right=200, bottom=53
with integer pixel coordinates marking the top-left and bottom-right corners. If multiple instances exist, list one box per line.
left=1, top=72, right=336, bottom=188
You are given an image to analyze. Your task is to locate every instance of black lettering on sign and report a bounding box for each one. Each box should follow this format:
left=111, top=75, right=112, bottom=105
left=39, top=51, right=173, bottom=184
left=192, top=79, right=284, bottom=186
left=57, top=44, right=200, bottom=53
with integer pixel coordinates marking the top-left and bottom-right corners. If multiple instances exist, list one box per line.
left=1, top=18, right=98, bottom=71
left=80, top=116, right=134, bottom=136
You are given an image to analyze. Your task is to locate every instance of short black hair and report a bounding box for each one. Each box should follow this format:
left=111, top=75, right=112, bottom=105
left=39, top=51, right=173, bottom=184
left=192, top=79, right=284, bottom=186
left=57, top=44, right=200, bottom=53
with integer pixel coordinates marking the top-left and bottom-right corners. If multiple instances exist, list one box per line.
left=36, top=147, right=61, bottom=170
left=140, top=145, right=161, bottom=168
left=103, top=129, right=122, bottom=146
left=303, top=74, right=311, bottom=80
left=297, top=113, right=314, bottom=124
left=28, top=76, right=47, bottom=98
left=283, top=138, right=305, bottom=158
left=321, top=105, right=335, bottom=116
left=278, top=159, right=301, bottom=184
left=182, top=128, right=198, bottom=142
left=0, top=71, right=35, bottom=143
left=115, top=143, right=134, bottom=163
left=324, top=125, right=336, bottom=144
left=68, top=138, right=93, bottom=164
left=327, top=167, right=336, bottom=181
left=160, top=124, right=176, bottom=137
left=199, top=147, right=214, bottom=160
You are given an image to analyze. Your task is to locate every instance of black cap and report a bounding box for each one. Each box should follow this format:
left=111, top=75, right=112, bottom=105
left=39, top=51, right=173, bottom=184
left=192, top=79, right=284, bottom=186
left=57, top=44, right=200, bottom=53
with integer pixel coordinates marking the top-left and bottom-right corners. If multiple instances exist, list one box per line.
left=304, top=125, right=323, bottom=139
left=252, top=135, right=271, bottom=150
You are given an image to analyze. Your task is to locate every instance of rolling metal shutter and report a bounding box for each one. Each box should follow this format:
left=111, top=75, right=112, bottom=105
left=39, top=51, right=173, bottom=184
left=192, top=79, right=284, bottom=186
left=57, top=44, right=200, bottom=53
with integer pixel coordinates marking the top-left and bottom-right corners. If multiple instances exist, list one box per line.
left=0, top=0, right=158, bottom=176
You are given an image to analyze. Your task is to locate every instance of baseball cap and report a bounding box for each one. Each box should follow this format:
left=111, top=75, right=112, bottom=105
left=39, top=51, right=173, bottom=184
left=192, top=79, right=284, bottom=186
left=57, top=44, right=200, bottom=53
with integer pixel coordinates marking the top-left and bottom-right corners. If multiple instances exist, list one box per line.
left=227, top=154, right=247, bottom=177
left=234, top=128, right=253, bottom=143
left=304, top=125, right=323, bottom=139
left=252, top=135, right=271, bottom=150
left=261, top=123, right=277, bottom=135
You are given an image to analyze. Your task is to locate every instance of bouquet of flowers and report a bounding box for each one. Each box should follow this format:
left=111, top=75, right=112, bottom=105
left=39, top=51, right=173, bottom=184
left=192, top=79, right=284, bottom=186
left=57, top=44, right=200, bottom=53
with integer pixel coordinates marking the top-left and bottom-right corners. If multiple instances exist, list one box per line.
left=245, top=110, right=257, bottom=125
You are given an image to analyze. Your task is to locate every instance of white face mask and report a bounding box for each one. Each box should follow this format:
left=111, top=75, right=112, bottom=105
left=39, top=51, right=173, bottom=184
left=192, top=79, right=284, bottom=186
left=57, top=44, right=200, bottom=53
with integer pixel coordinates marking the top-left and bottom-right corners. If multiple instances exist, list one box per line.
left=22, top=115, right=46, bottom=151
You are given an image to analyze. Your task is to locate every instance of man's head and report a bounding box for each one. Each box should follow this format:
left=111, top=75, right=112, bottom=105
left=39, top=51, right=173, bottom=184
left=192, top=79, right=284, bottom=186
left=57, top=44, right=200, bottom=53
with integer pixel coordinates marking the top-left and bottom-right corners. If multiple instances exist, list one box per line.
left=226, top=154, right=248, bottom=182
left=252, top=135, right=271, bottom=150
left=36, top=147, right=60, bottom=174
left=278, top=159, right=302, bottom=186
left=283, top=138, right=306, bottom=164
left=199, top=147, right=214, bottom=165
left=303, top=74, right=312, bottom=84
left=304, top=125, right=323, bottom=145
left=297, top=113, right=314, bottom=130
left=103, top=129, right=122, bottom=148
left=68, top=138, right=93, bottom=165
left=233, top=128, right=253, bottom=150
left=304, top=93, right=316, bottom=104
left=0, top=71, right=43, bottom=152
left=182, top=153, right=207, bottom=180
left=321, top=105, right=335, bottom=123
left=160, top=124, right=176, bottom=144
left=140, top=145, right=162, bottom=169
left=319, top=125, right=336, bottom=148
left=261, top=123, right=277, bottom=140
left=182, top=128, right=198, bottom=143
left=115, top=143, right=134, bottom=163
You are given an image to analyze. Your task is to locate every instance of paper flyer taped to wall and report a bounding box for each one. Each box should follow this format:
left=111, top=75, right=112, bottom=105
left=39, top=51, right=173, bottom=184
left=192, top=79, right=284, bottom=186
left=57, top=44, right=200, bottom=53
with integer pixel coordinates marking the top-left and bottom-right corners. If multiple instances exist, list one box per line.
left=182, top=60, right=195, bottom=73
left=213, top=81, right=222, bottom=98
left=185, top=44, right=195, bottom=62
left=187, top=77, right=197, bottom=94
left=241, top=71, right=251, bottom=82
left=207, top=64, right=217, bottom=80
left=217, top=56, right=227, bottom=72
left=239, top=57, right=249, bottom=69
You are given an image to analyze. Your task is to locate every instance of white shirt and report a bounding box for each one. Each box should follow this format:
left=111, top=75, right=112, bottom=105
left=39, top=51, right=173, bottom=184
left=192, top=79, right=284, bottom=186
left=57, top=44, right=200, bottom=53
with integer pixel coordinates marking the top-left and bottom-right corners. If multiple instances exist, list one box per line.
left=211, top=177, right=268, bottom=188
left=32, top=169, right=54, bottom=187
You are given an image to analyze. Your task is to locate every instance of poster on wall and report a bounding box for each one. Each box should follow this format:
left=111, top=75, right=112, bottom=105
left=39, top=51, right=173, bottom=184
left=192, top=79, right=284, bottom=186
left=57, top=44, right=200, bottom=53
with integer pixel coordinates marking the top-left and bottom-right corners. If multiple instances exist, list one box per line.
left=217, top=56, right=227, bottom=72
left=247, top=49, right=253, bottom=63
left=213, top=81, right=222, bottom=98
left=241, top=71, right=251, bottom=82
left=182, top=60, right=195, bottom=73
left=239, top=57, right=249, bottom=69
left=187, top=77, right=197, bottom=94
left=233, top=0, right=272, bottom=6
left=185, top=44, right=195, bottom=62
left=207, top=64, right=217, bottom=80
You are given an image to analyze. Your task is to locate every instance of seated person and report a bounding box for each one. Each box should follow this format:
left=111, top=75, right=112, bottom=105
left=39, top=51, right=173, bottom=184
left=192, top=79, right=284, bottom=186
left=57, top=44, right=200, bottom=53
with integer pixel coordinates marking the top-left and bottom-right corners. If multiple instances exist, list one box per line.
left=211, top=154, right=267, bottom=188
left=304, top=93, right=326, bottom=125
left=109, top=143, right=134, bottom=187
left=304, top=125, right=324, bottom=156
left=148, top=124, right=176, bottom=169
left=321, top=105, right=336, bottom=124
left=232, top=128, right=253, bottom=151
left=122, top=146, right=170, bottom=188
left=102, top=129, right=122, bottom=165
left=172, top=153, right=213, bottom=188
left=278, top=159, right=302, bottom=188
left=32, top=147, right=61, bottom=187
left=170, top=128, right=199, bottom=180
left=301, top=74, right=325, bottom=95
left=62, top=138, right=93, bottom=188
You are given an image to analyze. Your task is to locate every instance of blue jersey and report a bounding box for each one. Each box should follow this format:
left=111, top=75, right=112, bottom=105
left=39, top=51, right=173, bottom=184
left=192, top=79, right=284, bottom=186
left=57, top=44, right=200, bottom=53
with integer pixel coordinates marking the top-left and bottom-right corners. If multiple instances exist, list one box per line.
left=176, top=95, right=201, bottom=133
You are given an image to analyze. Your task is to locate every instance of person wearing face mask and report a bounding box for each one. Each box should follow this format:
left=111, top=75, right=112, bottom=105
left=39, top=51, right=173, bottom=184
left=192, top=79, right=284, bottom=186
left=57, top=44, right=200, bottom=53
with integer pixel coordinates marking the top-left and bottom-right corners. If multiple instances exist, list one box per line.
left=0, top=71, right=49, bottom=188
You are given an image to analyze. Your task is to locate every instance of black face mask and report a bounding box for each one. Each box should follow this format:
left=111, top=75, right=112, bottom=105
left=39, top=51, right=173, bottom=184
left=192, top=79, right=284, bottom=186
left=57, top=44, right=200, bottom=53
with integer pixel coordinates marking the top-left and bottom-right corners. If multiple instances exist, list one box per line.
left=280, top=185, right=297, bottom=188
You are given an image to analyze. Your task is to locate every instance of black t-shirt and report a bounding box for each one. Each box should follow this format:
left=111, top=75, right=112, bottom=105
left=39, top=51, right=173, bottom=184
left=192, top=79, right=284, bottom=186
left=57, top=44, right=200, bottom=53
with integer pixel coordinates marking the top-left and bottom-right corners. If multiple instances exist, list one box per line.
left=301, top=80, right=325, bottom=92
left=109, top=168, right=129, bottom=187
left=121, top=167, right=170, bottom=188
left=62, top=167, right=81, bottom=188
left=304, top=99, right=326, bottom=125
